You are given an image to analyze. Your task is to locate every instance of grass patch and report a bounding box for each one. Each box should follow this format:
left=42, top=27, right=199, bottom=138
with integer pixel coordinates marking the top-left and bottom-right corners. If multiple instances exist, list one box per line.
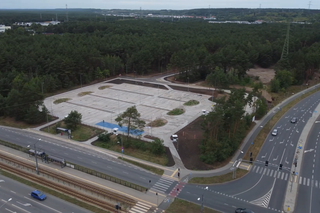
left=167, top=108, right=185, bottom=115
left=188, top=169, right=248, bottom=184
left=78, top=91, right=93, bottom=96
left=98, top=85, right=111, bottom=90
left=166, top=198, right=220, bottom=213
left=184, top=100, right=199, bottom=106
left=54, top=98, right=71, bottom=104
left=0, top=170, right=108, bottom=213
left=244, top=86, right=320, bottom=161
left=92, top=138, right=169, bottom=166
left=44, top=122, right=104, bottom=141
left=121, top=158, right=164, bottom=175
left=147, top=118, right=167, bottom=127
left=0, top=116, right=44, bottom=129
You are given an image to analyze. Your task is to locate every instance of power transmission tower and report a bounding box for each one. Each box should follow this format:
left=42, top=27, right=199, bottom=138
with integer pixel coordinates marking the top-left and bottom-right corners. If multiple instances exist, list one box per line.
left=308, top=1, right=312, bottom=9
left=281, top=22, right=290, bottom=61
left=66, top=4, right=69, bottom=22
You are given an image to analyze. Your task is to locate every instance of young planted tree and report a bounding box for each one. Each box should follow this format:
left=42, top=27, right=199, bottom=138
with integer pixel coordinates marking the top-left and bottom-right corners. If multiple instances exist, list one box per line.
left=115, top=106, right=146, bottom=140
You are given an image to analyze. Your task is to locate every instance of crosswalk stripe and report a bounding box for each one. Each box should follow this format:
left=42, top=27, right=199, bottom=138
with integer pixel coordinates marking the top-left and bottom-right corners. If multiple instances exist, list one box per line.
left=307, top=179, right=310, bottom=186
left=277, top=171, right=281, bottom=179
left=274, top=171, right=277, bottom=178
left=253, top=165, right=256, bottom=172
left=137, top=202, right=151, bottom=208
left=316, top=180, right=318, bottom=188
left=285, top=173, right=288, bottom=181
left=299, top=176, right=302, bottom=184
left=303, top=177, right=306, bottom=185
left=259, top=167, right=263, bottom=174
left=270, top=170, right=274, bottom=177
left=281, top=172, right=284, bottom=180
left=266, top=168, right=270, bottom=176
left=155, top=182, right=170, bottom=187
left=129, top=209, right=145, bottom=213
left=263, top=168, right=266, bottom=175
left=160, top=178, right=174, bottom=183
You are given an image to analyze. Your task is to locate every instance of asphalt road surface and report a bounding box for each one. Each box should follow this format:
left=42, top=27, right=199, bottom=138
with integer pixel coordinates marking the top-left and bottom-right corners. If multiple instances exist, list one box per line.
left=0, top=127, right=177, bottom=193
left=295, top=111, right=320, bottom=213
left=1, top=86, right=320, bottom=212
left=190, top=91, right=320, bottom=212
left=0, top=175, right=90, bottom=213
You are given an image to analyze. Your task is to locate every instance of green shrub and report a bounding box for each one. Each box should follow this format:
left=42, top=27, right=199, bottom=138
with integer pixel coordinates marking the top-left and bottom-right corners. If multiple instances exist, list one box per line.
left=150, top=139, right=165, bottom=155
left=97, top=131, right=110, bottom=142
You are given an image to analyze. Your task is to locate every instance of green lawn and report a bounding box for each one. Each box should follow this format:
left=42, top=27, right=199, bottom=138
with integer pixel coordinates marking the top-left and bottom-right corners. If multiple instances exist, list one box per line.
left=189, top=169, right=248, bottom=184
left=166, top=198, right=221, bottom=213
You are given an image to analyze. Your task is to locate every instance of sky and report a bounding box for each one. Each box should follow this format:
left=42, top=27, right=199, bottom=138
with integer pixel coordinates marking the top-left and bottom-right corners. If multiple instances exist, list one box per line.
left=1, top=0, right=319, bottom=10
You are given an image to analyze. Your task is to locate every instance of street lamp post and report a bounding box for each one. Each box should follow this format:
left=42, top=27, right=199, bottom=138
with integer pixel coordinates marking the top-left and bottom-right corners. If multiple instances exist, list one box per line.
left=0, top=198, right=12, bottom=209
left=28, top=139, right=41, bottom=175
left=198, top=186, right=208, bottom=213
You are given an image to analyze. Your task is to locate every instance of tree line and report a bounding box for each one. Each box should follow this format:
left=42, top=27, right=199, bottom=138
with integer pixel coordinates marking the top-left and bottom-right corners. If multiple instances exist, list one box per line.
left=1, top=16, right=318, bottom=165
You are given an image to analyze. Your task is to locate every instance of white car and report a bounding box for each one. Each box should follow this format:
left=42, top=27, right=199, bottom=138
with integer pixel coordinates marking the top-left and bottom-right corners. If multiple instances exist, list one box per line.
left=271, top=129, right=278, bottom=136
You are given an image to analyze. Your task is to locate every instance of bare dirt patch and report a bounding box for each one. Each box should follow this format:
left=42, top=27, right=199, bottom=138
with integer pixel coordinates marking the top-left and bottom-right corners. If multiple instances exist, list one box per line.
left=247, top=67, right=276, bottom=84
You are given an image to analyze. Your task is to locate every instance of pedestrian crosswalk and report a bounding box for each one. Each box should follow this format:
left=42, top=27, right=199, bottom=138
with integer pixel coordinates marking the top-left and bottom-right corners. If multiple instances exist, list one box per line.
left=252, top=165, right=320, bottom=190
left=298, top=176, right=320, bottom=189
left=251, top=165, right=289, bottom=181
left=150, top=177, right=175, bottom=193
left=129, top=201, right=152, bottom=213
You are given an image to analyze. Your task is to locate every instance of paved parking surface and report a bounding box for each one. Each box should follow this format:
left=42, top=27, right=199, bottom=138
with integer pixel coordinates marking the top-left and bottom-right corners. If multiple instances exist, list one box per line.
left=44, top=80, right=213, bottom=148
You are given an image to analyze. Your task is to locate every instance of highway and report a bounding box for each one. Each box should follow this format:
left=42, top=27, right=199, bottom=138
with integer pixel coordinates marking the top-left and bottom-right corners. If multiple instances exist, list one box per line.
left=0, top=127, right=178, bottom=194
left=182, top=91, right=320, bottom=212
left=0, top=175, right=90, bottom=213
left=295, top=111, right=320, bottom=213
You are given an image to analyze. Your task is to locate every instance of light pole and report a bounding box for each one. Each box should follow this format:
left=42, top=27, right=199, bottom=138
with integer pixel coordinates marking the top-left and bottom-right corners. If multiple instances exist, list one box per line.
left=156, top=192, right=158, bottom=206
left=198, top=186, right=208, bottom=213
left=0, top=198, right=12, bottom=209
left=27, top=138, right=42, bottom=175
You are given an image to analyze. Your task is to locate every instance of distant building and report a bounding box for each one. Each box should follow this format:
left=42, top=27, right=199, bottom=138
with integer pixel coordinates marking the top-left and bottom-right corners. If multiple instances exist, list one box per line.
left=0, top=25, right=11, bottom=33
left=204, top=16, right=216, bottom=21
left=14, top=21, right=60, bottom=27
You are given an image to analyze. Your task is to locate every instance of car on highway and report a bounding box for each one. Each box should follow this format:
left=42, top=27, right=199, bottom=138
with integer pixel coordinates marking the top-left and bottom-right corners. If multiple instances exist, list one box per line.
left=291, top=117, right=297, bottom=123
left=235, top=208, right=254, bottom=213
left=31, top=190, right=47, bottom=201
left=271, top=129, right=278, bottom=136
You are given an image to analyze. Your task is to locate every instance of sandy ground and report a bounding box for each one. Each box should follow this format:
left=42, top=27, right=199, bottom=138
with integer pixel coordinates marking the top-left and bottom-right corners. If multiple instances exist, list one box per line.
left=247, top=67, right=276, bottom=84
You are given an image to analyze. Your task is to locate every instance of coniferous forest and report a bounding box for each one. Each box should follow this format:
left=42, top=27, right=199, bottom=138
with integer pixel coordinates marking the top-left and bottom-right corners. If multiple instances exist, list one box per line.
left=1, top=9, right=320, bottom=163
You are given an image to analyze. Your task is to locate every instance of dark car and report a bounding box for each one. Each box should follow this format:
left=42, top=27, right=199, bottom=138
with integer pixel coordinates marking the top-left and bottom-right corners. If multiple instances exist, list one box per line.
left=291, top=117, right=297, bottom=123
left=31, top=190, right=46, bottom=201
left=235, top=208, right=254, bottom=213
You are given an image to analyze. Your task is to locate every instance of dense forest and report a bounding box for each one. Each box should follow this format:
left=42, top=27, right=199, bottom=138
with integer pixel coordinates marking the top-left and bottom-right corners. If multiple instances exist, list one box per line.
left=0, top=11, right=320, bottom=163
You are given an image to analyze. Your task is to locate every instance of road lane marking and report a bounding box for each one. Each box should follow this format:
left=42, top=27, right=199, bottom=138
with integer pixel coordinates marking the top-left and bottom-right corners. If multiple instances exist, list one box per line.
left=11, top=204, right=31, bottom=213
left=0, top=149, right=156, bottom=206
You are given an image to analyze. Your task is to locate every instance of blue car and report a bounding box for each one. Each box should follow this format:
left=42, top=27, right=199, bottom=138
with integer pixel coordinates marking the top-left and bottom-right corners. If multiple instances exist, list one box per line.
left=31, top=190, right=47, bottom=201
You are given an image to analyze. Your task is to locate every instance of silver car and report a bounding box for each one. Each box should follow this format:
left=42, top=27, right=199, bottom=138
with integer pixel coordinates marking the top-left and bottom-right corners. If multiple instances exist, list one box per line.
left=271, top=129, right=278, bottom=136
